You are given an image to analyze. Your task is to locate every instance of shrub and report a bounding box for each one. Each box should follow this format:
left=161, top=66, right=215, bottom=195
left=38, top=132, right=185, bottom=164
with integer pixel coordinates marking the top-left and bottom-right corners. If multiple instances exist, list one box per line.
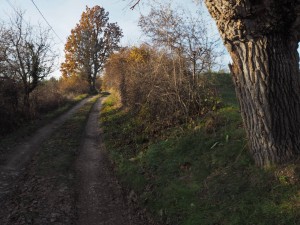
left=0, top=77, right=21, bottom=135
left=103, top=45, right=219, bottom=133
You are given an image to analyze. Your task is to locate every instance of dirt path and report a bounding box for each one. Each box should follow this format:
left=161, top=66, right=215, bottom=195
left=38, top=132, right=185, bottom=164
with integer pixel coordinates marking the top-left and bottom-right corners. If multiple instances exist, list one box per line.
left=0, top=97, right=156, bottom=225
left=0, top=97, right=90, bottom=200
left=76, top=98, right=146, bottom=225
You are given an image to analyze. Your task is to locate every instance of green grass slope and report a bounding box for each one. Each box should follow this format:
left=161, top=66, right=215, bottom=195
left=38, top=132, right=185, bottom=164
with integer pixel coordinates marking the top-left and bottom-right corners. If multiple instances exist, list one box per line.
left=101, top=74, right=300, bottom=225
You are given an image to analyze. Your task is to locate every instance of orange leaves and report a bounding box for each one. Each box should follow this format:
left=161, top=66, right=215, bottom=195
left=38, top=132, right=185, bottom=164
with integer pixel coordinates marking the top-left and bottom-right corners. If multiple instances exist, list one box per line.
left=61, top=5, right=122, bottom=93
left=128, top=47, right=151, bottom=63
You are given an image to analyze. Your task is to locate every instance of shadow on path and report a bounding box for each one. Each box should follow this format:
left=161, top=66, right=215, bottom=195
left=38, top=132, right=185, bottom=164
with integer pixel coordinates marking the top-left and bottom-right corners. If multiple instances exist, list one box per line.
left=0, top=97, right=91, bottom=201
left=76, top=98, right=145, bottom=225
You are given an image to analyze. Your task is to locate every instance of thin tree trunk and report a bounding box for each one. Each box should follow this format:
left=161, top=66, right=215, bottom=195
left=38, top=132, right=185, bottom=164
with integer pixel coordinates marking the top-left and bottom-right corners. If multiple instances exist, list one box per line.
left=120, top=72, right=127, bottom=106
left=23, top=91, right=30, bottom=117
left=92, top=77, right=96, bottom=93
left=229, top=35, right=300, bottom=166
left=89, top=73, right=97, bottom=95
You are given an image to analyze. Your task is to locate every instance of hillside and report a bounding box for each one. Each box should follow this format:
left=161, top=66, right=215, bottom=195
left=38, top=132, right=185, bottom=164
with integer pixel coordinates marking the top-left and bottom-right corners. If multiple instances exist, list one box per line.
left=101, top=73, right=300, bottom=225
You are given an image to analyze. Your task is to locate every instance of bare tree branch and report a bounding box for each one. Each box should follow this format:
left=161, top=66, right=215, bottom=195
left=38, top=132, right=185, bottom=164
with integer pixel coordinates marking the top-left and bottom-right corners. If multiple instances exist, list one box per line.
left=130, top=0, right=141, bottom=10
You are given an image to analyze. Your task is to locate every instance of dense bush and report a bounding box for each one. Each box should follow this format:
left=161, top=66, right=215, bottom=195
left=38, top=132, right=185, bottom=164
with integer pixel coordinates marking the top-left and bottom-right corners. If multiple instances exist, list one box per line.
left=0, top=78, right=21, bottom=134
left=0, top=75, right=89, bottom=136
left=58, top=75, right=89, bottom=97
left=31, top=78, right=67, bottom=114
left=104, top=45, right=219, bottom=133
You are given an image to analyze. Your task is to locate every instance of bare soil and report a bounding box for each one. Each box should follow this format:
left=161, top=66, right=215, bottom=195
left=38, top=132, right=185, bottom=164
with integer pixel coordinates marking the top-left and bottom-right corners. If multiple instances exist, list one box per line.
left=0, top=97, right=90, bottom=200
left=76, top=98, right=153, bottom=225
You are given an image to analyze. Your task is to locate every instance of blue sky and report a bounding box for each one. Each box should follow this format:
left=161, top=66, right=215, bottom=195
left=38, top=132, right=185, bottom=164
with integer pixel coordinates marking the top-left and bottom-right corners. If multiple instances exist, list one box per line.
left=0, top=0, right=230, bottom=77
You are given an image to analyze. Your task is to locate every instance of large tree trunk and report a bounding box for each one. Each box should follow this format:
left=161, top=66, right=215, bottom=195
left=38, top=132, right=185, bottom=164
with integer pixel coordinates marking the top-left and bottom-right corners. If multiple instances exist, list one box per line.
left=205, top=0, right=300, bottom=166
left=230, top=35, right=300, bottom=166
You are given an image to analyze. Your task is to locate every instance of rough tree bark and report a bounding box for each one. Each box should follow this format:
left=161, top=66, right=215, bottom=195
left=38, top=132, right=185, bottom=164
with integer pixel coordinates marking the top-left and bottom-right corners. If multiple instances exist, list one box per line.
left=205, top=0, right=300, bottom=166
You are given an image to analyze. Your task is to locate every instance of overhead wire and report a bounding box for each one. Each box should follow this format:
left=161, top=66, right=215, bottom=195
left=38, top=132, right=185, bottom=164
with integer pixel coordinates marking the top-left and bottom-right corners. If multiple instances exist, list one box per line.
left=5, top=0, right=65, bottom=44
left=29, top=0, right=65, bottom=44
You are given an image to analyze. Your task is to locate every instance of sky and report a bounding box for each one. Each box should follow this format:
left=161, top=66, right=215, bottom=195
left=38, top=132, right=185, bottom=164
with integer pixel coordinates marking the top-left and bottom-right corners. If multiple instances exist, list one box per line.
left=0, top=0, right=230, bottom=78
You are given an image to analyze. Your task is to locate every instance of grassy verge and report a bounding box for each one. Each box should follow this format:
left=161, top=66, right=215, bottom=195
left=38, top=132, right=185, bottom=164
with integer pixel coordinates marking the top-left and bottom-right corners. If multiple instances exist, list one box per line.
left=101, top=76, right=300, bottom=225
left=0, top=94, right=87, bottom=157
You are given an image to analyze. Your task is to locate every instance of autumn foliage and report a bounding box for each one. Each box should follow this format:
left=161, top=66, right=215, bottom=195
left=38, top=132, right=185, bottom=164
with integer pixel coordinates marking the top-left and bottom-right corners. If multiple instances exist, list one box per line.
left=104, top=45, right=218, bottom=133
left=61, top=5, right=122, bottom=94
left=103, top=3, right=220, bottom=131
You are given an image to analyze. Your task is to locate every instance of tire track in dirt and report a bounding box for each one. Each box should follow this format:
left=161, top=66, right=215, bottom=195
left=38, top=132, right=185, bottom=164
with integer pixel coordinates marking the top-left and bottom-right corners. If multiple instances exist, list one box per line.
left=76, top=98, right=146, bottom=225
left=0, top=97, right=91, bottom=201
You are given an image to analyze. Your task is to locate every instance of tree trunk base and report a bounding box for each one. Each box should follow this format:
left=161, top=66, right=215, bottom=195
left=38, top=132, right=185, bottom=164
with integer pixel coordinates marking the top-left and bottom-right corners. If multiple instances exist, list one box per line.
left=229, top=35, right=300, bottom=167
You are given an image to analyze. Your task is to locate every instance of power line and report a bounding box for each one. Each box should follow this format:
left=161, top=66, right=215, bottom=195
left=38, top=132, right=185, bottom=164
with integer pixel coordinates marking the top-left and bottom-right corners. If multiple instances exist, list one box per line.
left=29, top=0, right=65, bottom=44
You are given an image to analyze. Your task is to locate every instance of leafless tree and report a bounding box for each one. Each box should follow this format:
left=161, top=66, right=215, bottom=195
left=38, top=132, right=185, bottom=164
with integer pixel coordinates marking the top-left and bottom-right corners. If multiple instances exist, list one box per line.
left=1, top=11, right=56, bottom=115
left=139, top=3, right=220, bottom=81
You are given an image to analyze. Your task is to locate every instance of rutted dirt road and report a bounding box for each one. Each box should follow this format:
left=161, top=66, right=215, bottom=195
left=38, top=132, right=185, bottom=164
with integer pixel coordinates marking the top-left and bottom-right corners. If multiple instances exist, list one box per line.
left=0, top=97, right=155, bottom=225
left=0, top=97, right=90, bottom=200
left=76, top=98, right=146, bottom=225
